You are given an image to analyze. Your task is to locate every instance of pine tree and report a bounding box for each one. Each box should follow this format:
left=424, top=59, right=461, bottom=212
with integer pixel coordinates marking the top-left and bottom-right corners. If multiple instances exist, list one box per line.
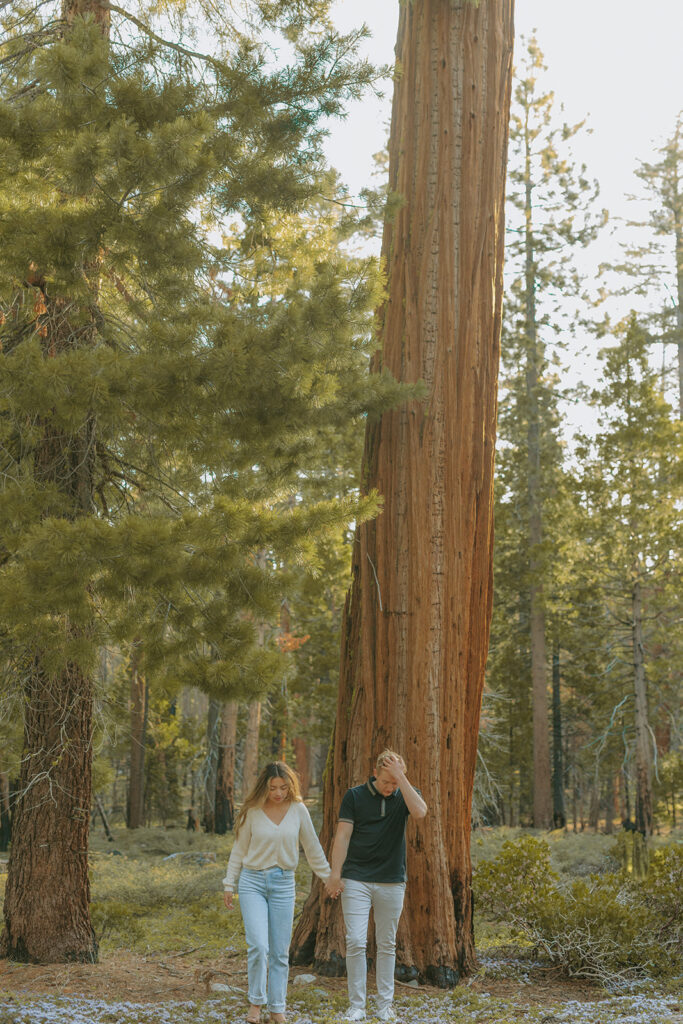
left=0, top=0, right=403, bottom=962
left=488, top=35, right=606, bottom=828
left=576, top=317, right=682, bottom=837
left=612, top=114, right=683, bottom=416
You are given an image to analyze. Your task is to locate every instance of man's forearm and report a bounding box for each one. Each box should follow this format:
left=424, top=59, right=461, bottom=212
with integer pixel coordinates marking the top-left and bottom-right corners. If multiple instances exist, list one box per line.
left=329, top=832, right=351, bottom=878
left=398, top=776, right=427, bottom=818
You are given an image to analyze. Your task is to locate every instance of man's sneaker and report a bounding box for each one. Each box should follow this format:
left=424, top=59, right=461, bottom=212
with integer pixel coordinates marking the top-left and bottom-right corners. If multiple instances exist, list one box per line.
left=341, top=1011, right=366, bottom=1022
left=375, top=1008, right=397, bottom=1022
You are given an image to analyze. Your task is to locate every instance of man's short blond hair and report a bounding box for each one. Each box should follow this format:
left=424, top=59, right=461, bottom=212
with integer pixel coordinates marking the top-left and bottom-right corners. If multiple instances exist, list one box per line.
left=375, top=749, right=406, bottom=774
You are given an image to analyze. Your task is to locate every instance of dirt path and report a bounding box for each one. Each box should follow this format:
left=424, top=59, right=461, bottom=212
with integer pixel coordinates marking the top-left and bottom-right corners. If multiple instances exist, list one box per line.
left=0, top=950, right=603, bottom=1007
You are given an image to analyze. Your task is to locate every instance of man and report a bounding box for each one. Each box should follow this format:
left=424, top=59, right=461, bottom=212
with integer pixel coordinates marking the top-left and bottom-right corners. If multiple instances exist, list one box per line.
left=325, top=749, right=428, bottom=1022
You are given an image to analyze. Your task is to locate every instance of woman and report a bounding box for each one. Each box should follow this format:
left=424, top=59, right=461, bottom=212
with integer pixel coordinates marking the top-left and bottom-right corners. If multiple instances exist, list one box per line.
left=223, top=761, right=330, bottom=1024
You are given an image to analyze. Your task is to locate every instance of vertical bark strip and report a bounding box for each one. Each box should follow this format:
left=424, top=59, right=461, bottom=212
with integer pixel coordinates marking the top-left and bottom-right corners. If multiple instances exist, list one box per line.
left=242, top=701, right=262, bottom=800
left=291, top=0, right=514, bottom=983
left=1, top=662, right=98, bottom=962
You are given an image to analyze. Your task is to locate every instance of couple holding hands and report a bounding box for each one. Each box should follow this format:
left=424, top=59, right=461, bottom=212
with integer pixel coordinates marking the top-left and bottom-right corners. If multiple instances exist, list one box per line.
left=222, top=750, right=427, bottom=1023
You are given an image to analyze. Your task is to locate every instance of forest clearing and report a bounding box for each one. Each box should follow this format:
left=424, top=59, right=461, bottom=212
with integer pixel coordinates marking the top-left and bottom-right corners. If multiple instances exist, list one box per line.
left=0, top=0, right=680, bottom=1020
left=2, top=824, right=682, bottom=1023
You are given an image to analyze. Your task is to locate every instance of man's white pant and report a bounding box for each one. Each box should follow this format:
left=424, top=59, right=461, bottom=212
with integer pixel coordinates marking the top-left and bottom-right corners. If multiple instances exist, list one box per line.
left=341, top=879, right=406, bottom=1013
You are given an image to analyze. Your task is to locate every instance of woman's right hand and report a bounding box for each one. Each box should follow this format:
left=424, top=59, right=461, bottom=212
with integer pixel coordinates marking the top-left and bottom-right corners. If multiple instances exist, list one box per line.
left=223, top=890, right=234, bottom=910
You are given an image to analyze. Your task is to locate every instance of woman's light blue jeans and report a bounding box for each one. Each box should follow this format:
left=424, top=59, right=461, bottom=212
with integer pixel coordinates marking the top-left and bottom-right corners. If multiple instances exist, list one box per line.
left=238, top=866, right=296, bottom=1012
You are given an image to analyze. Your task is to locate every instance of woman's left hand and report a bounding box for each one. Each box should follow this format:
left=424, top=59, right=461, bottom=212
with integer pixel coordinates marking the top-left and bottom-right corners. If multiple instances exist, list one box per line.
left=223, top=890, right=234, bottom=910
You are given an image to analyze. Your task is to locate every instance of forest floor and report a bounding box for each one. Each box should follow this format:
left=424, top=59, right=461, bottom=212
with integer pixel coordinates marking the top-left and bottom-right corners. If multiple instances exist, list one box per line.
left=1, top=825, right=681, bottom=1023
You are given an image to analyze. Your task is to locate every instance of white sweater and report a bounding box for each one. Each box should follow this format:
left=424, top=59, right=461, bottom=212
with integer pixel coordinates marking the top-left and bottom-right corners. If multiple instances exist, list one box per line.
left=222, top=801, right=330, bottom=890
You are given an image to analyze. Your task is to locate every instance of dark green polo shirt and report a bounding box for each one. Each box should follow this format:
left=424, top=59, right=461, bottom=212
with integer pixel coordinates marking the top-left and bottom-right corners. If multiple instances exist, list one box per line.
left=338, top=778, right=417, bottom=883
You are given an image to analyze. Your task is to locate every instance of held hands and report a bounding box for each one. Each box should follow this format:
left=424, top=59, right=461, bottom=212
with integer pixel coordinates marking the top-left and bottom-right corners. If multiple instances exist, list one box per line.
left=325, top=876, right=344, bottom=900
left=223, top=890, right=234, bottom=910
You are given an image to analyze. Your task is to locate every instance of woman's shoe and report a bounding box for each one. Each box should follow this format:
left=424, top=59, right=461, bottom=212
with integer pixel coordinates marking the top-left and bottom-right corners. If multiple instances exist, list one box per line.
left=246, top=1007, right=261, bottom=1024
left=270, top=1014, right=286, bottom=1024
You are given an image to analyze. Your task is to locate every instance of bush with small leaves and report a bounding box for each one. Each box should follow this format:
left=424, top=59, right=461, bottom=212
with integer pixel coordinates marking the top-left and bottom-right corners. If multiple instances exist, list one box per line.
left=474, top=836, right=683, bottom=987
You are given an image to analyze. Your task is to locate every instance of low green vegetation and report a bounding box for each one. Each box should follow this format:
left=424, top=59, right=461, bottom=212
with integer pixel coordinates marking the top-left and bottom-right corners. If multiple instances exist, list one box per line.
left=474, top=833, right=683, bottom=987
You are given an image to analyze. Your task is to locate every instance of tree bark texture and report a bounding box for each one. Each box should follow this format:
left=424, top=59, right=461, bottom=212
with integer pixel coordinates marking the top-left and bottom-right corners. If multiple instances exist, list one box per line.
left=216, top=700, right=237, bottom=833
left=293, top=737, right=310, bottom=799
left=0, top=660, right=98, bottom=962
left=0, top=773, right=11, bottom=852
left=291, top=0, right=514, bottom=985
left=632, top=578, right=653, bottom=836
left=242, top=700, right=261, bottom=799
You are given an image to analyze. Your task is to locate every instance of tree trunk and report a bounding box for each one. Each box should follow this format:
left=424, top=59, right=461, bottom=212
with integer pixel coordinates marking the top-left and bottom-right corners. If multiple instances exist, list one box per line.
left=215, top=701, right=237, bottom=833
left=551, top=642, right=566, bottom=829
left=1, top=266, right=102, bottom=957
left=202, top=698, right=221, bottom=833
left=0, top=660, right=98, bottom=962
left=293, top=737, right=310, bottom=799
left=127, top=650, right=148, bottom=830
left=632, top=577, right=653, bottom=836
left=291, top=0, right=513, bottom=985
left=242, top=701, right=262, bottom=799
left=0, top=773, right=11, bottom=853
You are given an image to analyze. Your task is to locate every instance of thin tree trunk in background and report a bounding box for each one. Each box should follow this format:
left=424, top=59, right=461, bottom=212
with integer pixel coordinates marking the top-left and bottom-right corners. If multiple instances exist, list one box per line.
left=291, top=0, right=513, bottom=984
left=293, top=737, right=310, bottom=798
left=95, top=794, right=115, bottom=843
left=524, top=134, right=552, bottom=830
left=632, top=577, right=653, bottom=836
left=588, top=773, right=600, bottom=830
left=127, top=650, right=148, bottom=830
left=604, top=776, right=615, bottom=834
left=215, top=701, right=237, bottom=833
left=0, top=773, right=11, bottom=852
left=242, top=701, right=262, bottom=799
left=202, top=699, right=220, bottom=833
left=551, top=643, right=566, bottom=829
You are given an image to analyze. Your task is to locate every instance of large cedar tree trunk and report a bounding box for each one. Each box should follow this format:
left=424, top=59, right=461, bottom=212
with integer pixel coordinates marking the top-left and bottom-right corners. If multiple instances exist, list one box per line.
left=291, top=0, right=513, bottom=984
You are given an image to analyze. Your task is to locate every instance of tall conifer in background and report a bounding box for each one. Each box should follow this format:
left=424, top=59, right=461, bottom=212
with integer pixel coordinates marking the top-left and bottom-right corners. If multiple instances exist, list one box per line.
left=576, top=318, right=682, bottom=838
left=489, top=36, right=605, bottom=828
left=0, top=0, right=404, bottom=962
left=614, top=114, right=683, bottom=416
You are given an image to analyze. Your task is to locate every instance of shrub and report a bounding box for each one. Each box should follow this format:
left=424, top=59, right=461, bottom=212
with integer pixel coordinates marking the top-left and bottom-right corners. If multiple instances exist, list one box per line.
left=474, top=835, right=683, bottom=987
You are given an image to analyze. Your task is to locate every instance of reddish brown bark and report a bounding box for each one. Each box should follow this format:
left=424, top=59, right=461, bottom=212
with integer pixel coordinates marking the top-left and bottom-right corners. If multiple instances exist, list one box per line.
left=291, top=0, right=513, bottom=984
left=293, top=737, right=310, bottom=799
left=241, top=701, right=261, bottom=799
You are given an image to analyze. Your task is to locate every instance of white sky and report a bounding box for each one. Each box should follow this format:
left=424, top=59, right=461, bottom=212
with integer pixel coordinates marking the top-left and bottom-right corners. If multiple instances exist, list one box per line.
left=324, top=0, right=683, bottom=431
left=326, top=0, right=683, bottom=224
